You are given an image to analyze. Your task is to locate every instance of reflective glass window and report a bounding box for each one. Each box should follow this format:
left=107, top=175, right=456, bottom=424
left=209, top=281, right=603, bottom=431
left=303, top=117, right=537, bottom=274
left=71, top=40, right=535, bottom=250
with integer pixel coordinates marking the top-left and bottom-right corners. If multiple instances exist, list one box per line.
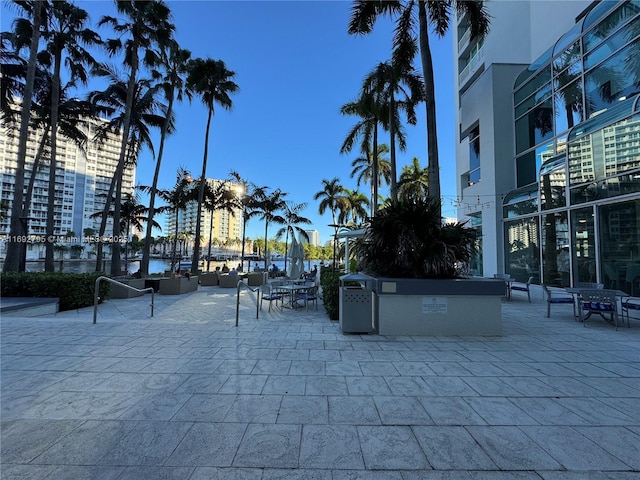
left=570, top=171, right=640, bottom=204
left=583, top=0, right=640, bottom=53
left=554, top=79, right=584, bottom=135
left=584, top=20, right=640, bottom=69
left=468, top=213, right=483, bottom=277
left=598, top=198, right=640, bottom=290
left=542, top=211, right=570, bottom=286
left=515, top=98, right=554, bottom=154
left=514, top=66, right=552, bottom=105
left=514, top=46, right=553, bottom=89
left=516, top=151, right=537, bottom=188
left=504, top=217, right=540, bottom=283
left=515, top=83, right=552, bottom=118
left=585, top=38, right=640, bottom=117
left=571, top=207, right=596, bottom=284
left=553, top=41, right=582, bottom=75
left=503, top=185, right=538, bottom=217
left=540, top=157, right=567, bottom=210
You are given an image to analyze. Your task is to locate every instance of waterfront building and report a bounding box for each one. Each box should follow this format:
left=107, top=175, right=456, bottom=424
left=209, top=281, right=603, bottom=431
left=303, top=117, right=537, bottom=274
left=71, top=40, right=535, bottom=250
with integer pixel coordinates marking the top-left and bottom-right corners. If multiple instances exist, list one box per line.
left=455, top=0, right=640, bottom=294
left=303, top=229, right=320, bottom=247
left=0, top=112, right=135, bottom=260
left=165, top=178, right=244, bottom=258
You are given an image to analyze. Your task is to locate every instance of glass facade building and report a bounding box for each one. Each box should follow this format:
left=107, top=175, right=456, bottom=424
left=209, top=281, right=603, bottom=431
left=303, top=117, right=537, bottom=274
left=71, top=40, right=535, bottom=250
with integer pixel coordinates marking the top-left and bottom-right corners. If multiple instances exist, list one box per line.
left=505, top=1, right=640, bottom=294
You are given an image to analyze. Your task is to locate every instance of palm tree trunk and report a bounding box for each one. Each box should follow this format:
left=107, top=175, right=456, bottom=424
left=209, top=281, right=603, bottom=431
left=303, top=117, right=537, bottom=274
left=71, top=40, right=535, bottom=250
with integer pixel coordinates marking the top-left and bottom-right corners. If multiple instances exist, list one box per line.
left=45, top=49, right=63, bottom=272
left=94, top=162, right=118, bottom=272
left=372, top=119, right=379, bottom=216
left=4, top=2, right=42, bottom=272
left=193, top=108, right=213, bottom=275
left=389, top=92, right=398, bottom=201
left=418, top=1, right=441, bottom=215
left=141, top=88, right=174, bottom=276
left=170, top=211, right=179, bottom=274
left=207, top=209, right=214, bottom=271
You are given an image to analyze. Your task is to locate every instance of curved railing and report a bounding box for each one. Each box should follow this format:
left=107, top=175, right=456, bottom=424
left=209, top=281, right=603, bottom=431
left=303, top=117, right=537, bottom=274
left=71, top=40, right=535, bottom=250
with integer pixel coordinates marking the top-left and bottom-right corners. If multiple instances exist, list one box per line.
left=93, top=276, right=155, bottom=324
left=236, top=280, right=260, bottom=326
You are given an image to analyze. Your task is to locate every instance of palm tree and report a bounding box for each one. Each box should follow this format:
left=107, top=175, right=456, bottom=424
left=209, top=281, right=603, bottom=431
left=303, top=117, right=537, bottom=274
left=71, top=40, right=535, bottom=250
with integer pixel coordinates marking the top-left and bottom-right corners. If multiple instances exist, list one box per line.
left=90, top=67, right=168, bottom=273
left=150, top=168, right=196, bottom=274
left=97, top=0, right=175, bottom=275
left=362, top=59, right=424, bottom=200
left=314, top=177, right=348, bottom=269
left=140, top=40, right=191, bottom=276
left=350, top=143, right=391, bottom=216
left=39, top=0, right=100, bottom=272
left=340, top=90, right=386, bottom=216
left=3, top=0, right=43, bottom=272
left=339, top=188, right=370, bottom=226
left=255, top=189, right=287, bottom=270
left=186, top=57, right=239, bottom=275
left=276, top=201, right=311, bottom=272
left=397, top=156, right=429, bottom=201
left=349, top=0, right=490, bottom=217
left=203, top=178, right=240, bottom=272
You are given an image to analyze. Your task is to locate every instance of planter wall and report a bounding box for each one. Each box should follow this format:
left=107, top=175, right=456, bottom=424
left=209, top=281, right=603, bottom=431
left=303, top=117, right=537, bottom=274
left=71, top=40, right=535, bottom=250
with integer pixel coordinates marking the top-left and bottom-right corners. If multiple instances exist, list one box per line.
left=374, top=277, right=504, bottom=336
left=200, top=273, right=219, bottom=286
left=159, top=276, right=199, bottom=295
left=110, top=278, right=146, bottom=299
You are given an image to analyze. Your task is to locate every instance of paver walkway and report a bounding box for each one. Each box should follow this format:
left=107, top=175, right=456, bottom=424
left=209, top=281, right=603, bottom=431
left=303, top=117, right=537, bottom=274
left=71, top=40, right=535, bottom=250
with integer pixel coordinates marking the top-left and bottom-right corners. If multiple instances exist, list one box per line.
left=2, top=285, right=639, bottom=479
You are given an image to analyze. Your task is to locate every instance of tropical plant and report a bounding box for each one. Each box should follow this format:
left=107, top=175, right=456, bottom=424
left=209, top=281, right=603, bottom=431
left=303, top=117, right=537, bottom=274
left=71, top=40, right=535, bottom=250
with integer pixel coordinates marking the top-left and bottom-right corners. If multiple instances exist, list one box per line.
left=275, top=201, right=311, bottom=271
left=230, top=171, right=267, bottom=271
left=97, top=0, right=175, bottom=275
left=140, top=40, right=191, bottom=276
left=186, top=57, right=238, bottom=275
left=255, top=188, right=287, bottom=270
left=397, top=156, right=429, bottom=202
left=339, top=188, right=370, bottom=226
left=203, top=178, right=240, bottom=272
left=355, top=197, right=476, bottom=279
left=349, top=0, right=490, bottom=217
left=350, top=143, right=391, bottom=196
left=314, top=177, right=348, bottom=268
left=3, top=0, right=44, bottom=272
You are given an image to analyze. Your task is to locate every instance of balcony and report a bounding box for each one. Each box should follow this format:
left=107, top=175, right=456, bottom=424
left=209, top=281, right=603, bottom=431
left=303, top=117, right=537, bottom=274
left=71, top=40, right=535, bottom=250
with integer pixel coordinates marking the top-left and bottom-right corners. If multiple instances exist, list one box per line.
left=459, top=45, right=485, bottom=86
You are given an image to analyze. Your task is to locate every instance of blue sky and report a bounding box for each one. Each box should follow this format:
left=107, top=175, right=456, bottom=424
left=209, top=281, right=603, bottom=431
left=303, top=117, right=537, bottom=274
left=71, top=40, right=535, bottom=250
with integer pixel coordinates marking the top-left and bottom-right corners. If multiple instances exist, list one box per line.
left=2, top=0, right=458, bottom=245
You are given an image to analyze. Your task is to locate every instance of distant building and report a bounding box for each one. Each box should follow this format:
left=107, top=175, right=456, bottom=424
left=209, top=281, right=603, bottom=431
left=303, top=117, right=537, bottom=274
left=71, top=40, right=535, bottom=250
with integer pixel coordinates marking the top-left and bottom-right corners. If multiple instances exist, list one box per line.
left=165, top=178, right=243, bottom=257
left=0, top=110, right=135, bottom=260
left=303, top=229, right=320, bottom=247
left=454, top=0, right=640, bottom=290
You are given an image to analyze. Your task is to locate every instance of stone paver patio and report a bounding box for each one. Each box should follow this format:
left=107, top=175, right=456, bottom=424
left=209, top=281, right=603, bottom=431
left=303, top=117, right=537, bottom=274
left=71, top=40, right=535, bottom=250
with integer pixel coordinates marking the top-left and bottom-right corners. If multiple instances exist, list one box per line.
left=1, top=284, right=639, bottom=479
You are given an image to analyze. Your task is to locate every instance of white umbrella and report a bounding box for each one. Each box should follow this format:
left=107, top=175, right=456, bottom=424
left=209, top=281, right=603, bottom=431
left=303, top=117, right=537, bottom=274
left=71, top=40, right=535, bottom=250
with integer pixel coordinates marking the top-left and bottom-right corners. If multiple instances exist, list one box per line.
left=287, top=235, right=304, bottom=279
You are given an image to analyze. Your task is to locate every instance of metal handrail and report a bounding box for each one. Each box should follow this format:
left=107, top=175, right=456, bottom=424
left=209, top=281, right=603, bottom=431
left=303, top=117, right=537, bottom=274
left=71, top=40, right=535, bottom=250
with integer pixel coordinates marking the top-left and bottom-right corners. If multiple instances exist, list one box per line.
left=235, top=280, right=260, bottom=326
left=94, top=276, right=154, bottom=324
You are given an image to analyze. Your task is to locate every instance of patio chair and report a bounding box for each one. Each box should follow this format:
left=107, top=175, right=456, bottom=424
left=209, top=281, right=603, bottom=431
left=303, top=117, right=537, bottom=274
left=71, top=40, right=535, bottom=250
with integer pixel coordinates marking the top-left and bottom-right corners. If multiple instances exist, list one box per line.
left=296, top=284, right=319, bottom=311
left=510, top=276, right=534, bottom=303
left=543, top=284, right=575, bottom=318
left=493, top=273, right=512, bottom=298
left=260, top=281, right=285, bottom=312
left=578, top=288, right=619, bottom=329
left=621, top=296, right=639, bottom=327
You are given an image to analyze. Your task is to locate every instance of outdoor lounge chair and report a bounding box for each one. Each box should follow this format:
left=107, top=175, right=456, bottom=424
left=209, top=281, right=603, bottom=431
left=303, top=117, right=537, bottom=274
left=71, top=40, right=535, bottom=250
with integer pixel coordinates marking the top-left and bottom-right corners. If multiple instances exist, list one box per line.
left=510, top=276, right=534, bottom=302
left=260, top=281, right=285, bottom=312
left=543, top=285, right=574, bottom=318
left=621, top=296, right=639, bottom=327
left=296, top=284, right=318, bottom=310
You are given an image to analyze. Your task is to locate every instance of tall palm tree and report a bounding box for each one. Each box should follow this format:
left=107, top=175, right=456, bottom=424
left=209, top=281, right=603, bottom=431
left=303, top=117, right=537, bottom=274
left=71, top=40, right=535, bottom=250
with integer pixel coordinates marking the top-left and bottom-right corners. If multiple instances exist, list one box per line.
left=362, top=59, right=424, bottom=200
left=98, top=0, right=174, bottom=275
left=186, top=57, right=239, bottom=275
left=3, top=0, right=43, bottom=272
left=339, top=188, right=370, bottom=226
left=275, top=201, right=311, bottom=272
left=340, top=90, right=386, bottom=216
left=140, top=40, right=191, bottom=276
left=202, top=178, right=240, bottom=272
left=39, top=0, right=100, bottom=272
left=397, top=156, right=429, bottom=201
left=350, top=143, right=391, bottom=216
left=349, top=0, right=490, bottom=217
left=314, top=177, right=348, bottom=269
left=90, top=67, right=168, bottom=273
left=255, top=188, right=287, bottom=270
left=229, top=171, right=266, bottom=272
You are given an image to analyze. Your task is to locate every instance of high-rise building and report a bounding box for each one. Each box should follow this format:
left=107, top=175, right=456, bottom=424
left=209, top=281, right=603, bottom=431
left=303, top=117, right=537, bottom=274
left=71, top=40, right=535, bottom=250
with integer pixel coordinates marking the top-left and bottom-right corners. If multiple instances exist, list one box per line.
left=455, top=0, right=640, bottom=292
left=0, top=112, right=135, bottom=260
left=303, top=229, right=320, bottom=247
left=165, top=178, right=244, bottom=258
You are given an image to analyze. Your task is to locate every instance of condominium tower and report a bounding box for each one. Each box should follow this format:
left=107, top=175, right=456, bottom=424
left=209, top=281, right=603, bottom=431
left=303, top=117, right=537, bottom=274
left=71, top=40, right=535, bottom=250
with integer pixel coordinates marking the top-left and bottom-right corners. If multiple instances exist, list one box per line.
left=0, top=114, right=135, bottom=260
left=455, top=0, right=640, bottom=293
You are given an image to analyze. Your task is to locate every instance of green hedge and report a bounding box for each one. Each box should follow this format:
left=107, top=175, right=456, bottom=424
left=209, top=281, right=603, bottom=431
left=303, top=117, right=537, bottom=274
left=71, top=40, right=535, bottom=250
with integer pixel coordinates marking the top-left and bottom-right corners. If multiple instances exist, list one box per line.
left=320, top=268, right=342, bottom=321
left=0, top=272, right=110, bottom=311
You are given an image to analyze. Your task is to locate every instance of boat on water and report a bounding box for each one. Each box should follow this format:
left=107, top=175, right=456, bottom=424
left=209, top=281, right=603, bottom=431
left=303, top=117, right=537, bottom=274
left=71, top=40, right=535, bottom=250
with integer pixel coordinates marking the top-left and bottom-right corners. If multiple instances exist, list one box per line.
left=242, top=254, right=264, bottom=262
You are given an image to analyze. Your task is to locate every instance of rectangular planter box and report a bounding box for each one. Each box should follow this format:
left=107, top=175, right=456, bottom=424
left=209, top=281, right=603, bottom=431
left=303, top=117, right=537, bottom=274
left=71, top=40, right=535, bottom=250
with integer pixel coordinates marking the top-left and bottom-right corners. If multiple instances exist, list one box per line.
left=374, top=277, right=504, bottom=336
left=200, top=273, right=219, bottom=286
left=159, top=276, right=199, bottom=295
left=111, top=278, right=146, bottom=299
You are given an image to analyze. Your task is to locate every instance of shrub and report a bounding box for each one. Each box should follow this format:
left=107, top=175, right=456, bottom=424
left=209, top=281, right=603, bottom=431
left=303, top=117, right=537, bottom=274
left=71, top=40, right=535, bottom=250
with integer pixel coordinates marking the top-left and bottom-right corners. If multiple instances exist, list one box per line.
left=0, top=272, right=110, bottom=311
left=319, top=267, right=342, bottom=320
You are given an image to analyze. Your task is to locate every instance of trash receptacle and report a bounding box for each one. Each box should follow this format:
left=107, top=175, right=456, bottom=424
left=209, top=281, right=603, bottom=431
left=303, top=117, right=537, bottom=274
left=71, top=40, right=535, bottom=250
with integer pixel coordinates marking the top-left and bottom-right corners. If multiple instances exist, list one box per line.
left=339, top=273, right=375, bottom=333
